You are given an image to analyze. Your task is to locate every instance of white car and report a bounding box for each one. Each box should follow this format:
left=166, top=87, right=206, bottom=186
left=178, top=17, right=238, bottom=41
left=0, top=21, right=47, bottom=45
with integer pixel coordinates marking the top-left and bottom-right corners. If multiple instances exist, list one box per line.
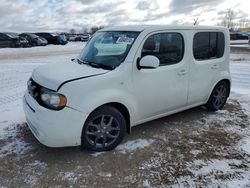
left=23, top=25, right=231, bottom=151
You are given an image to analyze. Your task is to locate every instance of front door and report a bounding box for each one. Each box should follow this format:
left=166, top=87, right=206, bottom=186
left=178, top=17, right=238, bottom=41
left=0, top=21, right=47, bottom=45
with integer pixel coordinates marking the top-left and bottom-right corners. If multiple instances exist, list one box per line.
left=132, top=31, right=189, bottom=123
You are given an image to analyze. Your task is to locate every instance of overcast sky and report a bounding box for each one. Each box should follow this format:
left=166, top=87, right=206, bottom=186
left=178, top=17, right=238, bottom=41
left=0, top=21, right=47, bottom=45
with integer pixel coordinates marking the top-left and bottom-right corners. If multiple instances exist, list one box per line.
left=0, top=0, right=249, bottom=32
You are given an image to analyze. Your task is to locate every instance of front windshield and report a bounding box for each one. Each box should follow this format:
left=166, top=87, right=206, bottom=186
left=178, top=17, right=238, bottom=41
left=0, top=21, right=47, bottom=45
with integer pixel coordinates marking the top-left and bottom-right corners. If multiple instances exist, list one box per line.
left=78, top=31, right=140, bottom=69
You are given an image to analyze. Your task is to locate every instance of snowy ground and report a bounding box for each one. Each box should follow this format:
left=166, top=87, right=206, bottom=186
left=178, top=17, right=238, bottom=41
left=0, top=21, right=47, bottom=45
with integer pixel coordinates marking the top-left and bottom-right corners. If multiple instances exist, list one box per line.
left=0, top=44, right=250, bottom=187
left=0, top=42, right=84, bottom=60
left=230, top=40, right=249, bottom=45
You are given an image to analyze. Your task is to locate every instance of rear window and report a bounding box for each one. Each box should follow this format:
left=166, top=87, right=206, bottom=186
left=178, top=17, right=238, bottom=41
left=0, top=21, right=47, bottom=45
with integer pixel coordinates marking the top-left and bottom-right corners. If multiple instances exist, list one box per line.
left=193, top=32, right=225, bottom=61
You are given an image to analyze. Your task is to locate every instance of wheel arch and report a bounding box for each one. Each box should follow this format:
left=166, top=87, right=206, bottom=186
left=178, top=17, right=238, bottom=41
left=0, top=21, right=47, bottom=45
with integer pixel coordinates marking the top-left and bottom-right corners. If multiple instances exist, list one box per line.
left=82, top=102, right=131, bottom=135
left=104, top=102, right=131, bottom=134
left=220, top=79, right=231, bottom=97
left=206, top=78, right=231, bottom=103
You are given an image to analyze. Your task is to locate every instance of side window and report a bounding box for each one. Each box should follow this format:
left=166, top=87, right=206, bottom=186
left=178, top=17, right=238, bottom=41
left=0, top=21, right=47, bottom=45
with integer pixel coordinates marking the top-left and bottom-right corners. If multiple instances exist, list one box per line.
left=217, top=32, right=225, bottom=58
left=193, top=32, right=225, bottom=60
left=141, top=33, right=184, bottom=66
left=193, top=33, right=209, bottom=60
left=209, top=32, right=217, bottom=58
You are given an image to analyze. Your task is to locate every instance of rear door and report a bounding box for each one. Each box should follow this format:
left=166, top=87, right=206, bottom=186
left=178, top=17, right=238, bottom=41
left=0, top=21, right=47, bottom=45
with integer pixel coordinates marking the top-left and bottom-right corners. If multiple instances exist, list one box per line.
left=188, top=31, right=225, bottom=105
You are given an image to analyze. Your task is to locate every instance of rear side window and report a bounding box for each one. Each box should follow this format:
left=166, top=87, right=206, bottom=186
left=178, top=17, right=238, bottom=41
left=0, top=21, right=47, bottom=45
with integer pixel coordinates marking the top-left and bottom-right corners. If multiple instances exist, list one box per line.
left=141, top=33, right=184, bottom=66
left=193, top=32, right=225, bottom=60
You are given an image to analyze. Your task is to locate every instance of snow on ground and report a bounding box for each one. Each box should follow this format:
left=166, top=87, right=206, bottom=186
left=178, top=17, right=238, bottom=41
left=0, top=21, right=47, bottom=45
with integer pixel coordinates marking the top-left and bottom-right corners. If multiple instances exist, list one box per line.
left=231, top=44, right=250, bottom=49
left=230, top=62, right=250, bottom=115
left=172, top=55, right=250, bottom=187
left=230, top=40, right=249, bottom=45
left=0, top=63, right=39, bottom=136
left=239, top=137, right=250, bottom=155
left=0, top=42, right=84, bottom=56
left=0, top=43, right=84, bottom=136
left=116, top=139, right=154, bottom=154
left=0, top=45, right=250, bottom=186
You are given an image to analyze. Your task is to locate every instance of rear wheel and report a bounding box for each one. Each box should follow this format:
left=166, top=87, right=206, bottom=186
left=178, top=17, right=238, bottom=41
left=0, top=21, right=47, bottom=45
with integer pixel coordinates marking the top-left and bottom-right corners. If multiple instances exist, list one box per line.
left=82, top=106, right=126, bottom=151
left=205, top=81, right=229, bottom=111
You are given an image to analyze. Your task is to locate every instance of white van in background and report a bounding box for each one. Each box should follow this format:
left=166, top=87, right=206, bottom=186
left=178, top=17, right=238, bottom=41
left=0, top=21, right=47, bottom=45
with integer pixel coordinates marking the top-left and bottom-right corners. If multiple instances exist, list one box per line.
left=23, top=25, right=230, bottom=151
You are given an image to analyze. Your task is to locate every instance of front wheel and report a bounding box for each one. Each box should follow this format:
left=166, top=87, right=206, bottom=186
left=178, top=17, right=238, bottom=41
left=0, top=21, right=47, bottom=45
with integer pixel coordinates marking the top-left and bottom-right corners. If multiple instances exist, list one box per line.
left=205, top=81, right=229, bottom=111
left=82, top=106, right=126, bottom=151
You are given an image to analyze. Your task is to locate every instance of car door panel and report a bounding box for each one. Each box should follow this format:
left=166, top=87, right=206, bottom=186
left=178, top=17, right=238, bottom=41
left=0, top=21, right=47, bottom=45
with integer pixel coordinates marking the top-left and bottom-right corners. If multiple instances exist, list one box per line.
left=188, top=31, right=225, bottom=105
left=132, top=31, right=189, bottom=122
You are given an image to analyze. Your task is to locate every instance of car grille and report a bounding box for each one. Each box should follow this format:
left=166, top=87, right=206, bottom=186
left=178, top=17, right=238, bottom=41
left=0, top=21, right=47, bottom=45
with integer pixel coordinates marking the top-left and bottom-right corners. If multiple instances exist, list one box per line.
left=27, top=79, right=41, bottom=101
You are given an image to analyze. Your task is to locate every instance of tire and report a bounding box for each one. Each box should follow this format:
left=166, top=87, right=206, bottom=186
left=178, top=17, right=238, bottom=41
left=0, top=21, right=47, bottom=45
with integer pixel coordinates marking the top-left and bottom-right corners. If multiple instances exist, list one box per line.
left=82, top=106, right=126, bottom=151
left=205, top=81, right=229, bottom=111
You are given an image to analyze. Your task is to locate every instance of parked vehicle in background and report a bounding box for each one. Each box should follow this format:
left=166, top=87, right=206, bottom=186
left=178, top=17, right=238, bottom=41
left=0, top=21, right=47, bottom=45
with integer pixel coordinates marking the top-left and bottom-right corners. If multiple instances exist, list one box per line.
left=35, top=33, right=67, bottom=45
left=0, top=32, right=29, bottom=48
left=75, top=36, right=83, bottom=41
left=23, top=25, right=230, bottom=151
left=75, top=34, right=91, bottom=41
left=57, top=34, right=68, bottom=45
left=18, top=36, right=30, bottom=47
left=82, top=34, right=91, bottom=41
left=19, top=33, right=48, bottom=46
left=68, top=35, right=77, bottom=41
left=230, top=33, right=249, bottom=40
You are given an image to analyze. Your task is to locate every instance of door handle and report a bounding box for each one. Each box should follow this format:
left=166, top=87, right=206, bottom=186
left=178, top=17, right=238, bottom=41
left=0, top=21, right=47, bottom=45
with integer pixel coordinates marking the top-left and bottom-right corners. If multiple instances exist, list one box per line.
left=211, top=64, right=219, bottom=69
left=178, top=69, right=188, bottom=76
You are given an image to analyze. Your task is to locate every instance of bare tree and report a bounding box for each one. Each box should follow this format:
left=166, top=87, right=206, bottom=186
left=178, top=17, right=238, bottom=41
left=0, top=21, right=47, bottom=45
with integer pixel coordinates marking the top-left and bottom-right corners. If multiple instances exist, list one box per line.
left=90, top=26, right=104, bottom=34
left=221, top=9, right=235, bottom=29
left=90, top=26, right=99, bottom=34
left=83, top=28, right=88, bottom=34
left=70, top=28, right=76, bottom=34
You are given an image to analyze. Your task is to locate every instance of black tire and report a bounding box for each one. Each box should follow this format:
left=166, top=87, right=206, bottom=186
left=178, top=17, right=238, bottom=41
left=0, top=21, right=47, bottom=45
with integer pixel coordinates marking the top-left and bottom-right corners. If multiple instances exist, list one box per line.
left=82, top=106, right=126, bottom=151
left=205, top=81, right=229, bottom=111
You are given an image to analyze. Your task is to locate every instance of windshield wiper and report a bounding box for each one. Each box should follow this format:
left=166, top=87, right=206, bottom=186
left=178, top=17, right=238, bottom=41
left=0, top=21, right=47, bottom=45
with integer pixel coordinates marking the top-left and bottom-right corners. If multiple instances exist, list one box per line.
left=76, top=58, right=88, bottom=65
left=76, top=58, right=113, bottom=70
left=89, top=62, right=114, bottom=70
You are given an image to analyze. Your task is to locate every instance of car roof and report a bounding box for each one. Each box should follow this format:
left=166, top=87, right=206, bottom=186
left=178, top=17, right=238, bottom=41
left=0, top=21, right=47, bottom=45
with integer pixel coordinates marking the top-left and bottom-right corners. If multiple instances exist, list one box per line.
left=21, top=33, right=39, bottom=38
left=100, top=25, right=228, bottom=32
left=3, top=32, right=19, bottom=35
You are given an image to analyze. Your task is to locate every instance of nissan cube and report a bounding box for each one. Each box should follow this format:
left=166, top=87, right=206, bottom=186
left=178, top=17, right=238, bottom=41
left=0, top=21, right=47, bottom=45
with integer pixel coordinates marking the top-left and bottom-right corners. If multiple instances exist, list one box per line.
left=23, top=25, right=231, bottom=151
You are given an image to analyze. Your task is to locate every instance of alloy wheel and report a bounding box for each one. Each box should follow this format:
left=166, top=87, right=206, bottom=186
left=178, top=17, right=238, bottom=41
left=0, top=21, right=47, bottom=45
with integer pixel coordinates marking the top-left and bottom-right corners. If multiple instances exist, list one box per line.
left=85, top=115, right=120, bottom=149
left=211, top=84, right=227, bottom=109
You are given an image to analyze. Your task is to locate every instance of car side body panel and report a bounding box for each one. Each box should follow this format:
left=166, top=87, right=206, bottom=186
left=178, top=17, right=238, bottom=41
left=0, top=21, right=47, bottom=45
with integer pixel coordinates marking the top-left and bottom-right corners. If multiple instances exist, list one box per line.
left=23, top=25, right=231, bottom=147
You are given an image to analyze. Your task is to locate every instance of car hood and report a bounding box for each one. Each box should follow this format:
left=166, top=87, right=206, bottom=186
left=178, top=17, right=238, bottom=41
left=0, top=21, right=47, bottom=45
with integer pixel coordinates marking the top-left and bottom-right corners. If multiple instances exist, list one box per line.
left=32, top=62, right=109, bottom=91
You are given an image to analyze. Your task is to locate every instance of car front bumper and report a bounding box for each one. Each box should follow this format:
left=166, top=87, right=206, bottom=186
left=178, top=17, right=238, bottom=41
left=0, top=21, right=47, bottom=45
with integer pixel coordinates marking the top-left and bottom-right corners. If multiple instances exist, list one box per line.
left=23, top=91, right=88, bottom=147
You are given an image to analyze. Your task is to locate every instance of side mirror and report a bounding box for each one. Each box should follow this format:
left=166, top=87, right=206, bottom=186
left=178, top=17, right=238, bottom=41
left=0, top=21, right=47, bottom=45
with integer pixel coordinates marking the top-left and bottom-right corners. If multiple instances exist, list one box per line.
left=137, top=55, right=160, bottom=70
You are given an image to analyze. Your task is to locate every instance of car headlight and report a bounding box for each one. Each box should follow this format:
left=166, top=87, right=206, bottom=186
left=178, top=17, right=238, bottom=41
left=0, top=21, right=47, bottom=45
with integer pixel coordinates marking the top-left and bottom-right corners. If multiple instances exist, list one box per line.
left=40, top=88, right=67, bottom=110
